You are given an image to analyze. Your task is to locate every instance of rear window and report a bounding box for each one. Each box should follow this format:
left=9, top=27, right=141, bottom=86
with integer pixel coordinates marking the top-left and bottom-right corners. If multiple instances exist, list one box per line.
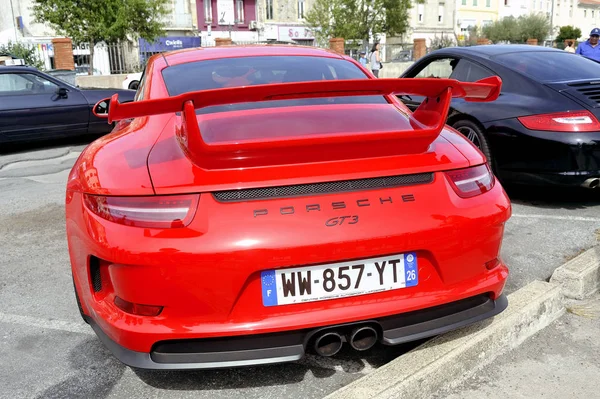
left=162, top=55, right=408, bottom=144
left=493, top=51, right=600, bottom=82
left=161, top=55, right=387, bottom=113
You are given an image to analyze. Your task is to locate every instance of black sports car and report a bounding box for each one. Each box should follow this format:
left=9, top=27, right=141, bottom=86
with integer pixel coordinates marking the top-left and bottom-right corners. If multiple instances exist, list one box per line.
left=400, top=45, right=600, bottom=189
left=0, top=65, right=135, bottom=145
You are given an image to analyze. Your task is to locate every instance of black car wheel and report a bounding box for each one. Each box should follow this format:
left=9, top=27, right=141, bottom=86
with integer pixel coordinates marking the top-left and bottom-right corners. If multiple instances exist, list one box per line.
left=452, top=119, right=493, bottom=165
left=128, top=80, right=139, bottom=90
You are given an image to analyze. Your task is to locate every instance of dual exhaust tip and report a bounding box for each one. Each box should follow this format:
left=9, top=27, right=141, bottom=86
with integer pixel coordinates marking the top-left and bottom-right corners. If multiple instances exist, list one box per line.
left=313, top=325, right=379, bottom=357
left=581, top=178, right=600, bottom=189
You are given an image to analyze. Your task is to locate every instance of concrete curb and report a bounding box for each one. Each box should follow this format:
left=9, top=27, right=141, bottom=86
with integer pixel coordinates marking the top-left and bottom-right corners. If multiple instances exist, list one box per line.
left=324, top=280, right=565, bottom=399
left=550, top=246, right=600, bottom=300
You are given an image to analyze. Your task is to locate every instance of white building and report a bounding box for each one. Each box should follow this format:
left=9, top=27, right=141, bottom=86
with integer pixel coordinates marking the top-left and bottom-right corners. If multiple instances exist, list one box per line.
left=554, top=0, right=600, bottom=41
left=408, top=0, right=457, bottom=45
left=0, top=0, right=198, bottom=73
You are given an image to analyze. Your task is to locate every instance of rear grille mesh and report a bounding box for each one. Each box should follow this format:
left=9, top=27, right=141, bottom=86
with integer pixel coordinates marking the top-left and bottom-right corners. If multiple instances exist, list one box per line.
left=89, top=257, right=102, bottom=293
left=212, top=172, right=434, bottom=202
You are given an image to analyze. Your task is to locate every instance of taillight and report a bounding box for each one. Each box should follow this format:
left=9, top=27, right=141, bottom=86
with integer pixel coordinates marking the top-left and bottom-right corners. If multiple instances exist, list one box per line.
left=83, top=194, right=199, bottom=228
left=518, top=110, right=600, bottom=132
left=445, top=164, right=495, bottom=198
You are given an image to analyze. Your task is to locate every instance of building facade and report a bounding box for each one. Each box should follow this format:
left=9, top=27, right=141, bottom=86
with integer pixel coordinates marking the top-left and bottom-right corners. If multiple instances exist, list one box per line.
left=194, top=0, right=317, bottom=44
left=456, top=0, right=500, bottom=39
left=196, top=0, right=259, bottom=43
left=405, top=0, right=457, bottom=45
left=567, top=0, right=600, bottom=40
left=0, top=0, right=199, bottom=73
left=258, top=0, right=317, bottom=44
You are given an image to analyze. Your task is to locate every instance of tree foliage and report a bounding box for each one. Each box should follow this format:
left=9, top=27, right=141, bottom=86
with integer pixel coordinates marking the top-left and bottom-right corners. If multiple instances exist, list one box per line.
left=32, top=0, right=169, bottom=73
left=518, top=13, right=552, bottom=43
left=430, top=34, right=456, bottom=50
left=305, top=0, right=419, bottom=46
left=482, top=16, right=520, bottom=43
left=556, top=25, right=582, bottom=42
left=482, top=13, right=551, bottom=44
left=0, top=42, right=45, bottom=70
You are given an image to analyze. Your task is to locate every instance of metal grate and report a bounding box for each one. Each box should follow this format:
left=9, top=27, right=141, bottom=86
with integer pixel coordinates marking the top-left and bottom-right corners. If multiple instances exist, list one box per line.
left=89, top=257, right=102, bottom=293
left=568, top=81, right=600, bottom=104
left=212, top=173, right=434, bottom=202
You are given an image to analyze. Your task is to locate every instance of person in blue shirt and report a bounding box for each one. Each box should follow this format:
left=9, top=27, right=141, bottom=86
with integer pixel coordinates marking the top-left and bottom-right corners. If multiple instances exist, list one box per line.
left=576, top=28, right=600, bottom=61
left=358, top=51, right=368, bottom=68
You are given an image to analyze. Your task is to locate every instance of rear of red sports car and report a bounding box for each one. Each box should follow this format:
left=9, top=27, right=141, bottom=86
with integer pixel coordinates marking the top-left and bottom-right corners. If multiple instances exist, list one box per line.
left=65, top=46, right=510, bottom=369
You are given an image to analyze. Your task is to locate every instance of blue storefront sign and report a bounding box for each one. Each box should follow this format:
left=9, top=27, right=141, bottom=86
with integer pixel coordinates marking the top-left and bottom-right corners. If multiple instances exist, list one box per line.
left=138, top=36, right=201, bottom=62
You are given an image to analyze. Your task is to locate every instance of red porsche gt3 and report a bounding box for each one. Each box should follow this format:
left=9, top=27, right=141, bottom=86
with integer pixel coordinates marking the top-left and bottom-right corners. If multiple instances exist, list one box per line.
left=66, top=45, right=510, bottom=369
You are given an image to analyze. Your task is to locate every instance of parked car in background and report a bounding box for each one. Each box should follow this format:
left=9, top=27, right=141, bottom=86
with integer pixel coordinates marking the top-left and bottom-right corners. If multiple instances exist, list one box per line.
left=400, top=45, right=600, bottom=189
left=122, top=72, right=142, bottom=90
left=0, top=64, right=136, bottom=145
left=75, top=65, right=102, bottom=76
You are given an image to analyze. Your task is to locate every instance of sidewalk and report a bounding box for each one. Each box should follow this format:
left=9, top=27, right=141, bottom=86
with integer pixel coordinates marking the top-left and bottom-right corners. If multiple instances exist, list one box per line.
left=434, top=294, right=600, bottom=399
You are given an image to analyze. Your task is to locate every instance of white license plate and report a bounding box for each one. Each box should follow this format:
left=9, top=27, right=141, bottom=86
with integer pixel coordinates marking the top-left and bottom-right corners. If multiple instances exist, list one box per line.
left=261, top=253, right=418, bottom=306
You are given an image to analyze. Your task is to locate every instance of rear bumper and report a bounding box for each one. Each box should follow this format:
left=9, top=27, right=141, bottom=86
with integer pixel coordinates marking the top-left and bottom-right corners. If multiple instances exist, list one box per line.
left=497, top=170, right=600, bottom=188
left=67, top=171, right=511, bottom=364
left=486, top=120, right=600, bottom=186
left=86, top=293, right=507, bottom=370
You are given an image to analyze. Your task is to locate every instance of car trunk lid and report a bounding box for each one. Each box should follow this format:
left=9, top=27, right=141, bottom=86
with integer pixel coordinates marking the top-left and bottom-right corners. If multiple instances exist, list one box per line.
left=101, top=77, right=501, bottom=193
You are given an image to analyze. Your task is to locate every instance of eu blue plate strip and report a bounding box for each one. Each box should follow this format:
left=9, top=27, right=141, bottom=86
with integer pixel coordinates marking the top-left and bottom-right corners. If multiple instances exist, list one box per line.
left=261, top=270, right=278, bottom=306
left=404, top=252, right=418, bottom=287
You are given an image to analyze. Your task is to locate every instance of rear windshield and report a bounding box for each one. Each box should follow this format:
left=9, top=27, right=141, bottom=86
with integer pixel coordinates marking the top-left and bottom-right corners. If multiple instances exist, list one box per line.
left=161, top=55, right=387, bottom=112
left=493, top=51, right=600, bottom=82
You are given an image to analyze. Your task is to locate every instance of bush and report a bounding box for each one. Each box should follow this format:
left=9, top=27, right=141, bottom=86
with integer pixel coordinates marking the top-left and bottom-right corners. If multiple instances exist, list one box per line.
left=430, top=34, right=456, bottom=50
left=518, top=13, right=552, bottom=43
left=0, top=41, right=45, bottom=70
left=482, top=13, right=551, bottom=44
left=555, top=25, right=582, bottom=44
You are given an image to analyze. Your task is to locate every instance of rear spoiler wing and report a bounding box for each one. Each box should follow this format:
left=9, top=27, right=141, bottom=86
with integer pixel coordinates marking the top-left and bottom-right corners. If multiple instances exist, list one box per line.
left=96, top=77, right=501, bottom=168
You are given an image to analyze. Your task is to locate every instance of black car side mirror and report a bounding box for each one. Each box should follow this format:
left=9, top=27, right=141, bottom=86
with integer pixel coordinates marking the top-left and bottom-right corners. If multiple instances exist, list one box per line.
left=56, top=87, right=68, bottom=98
left=93, top=97, right=111, bottom=118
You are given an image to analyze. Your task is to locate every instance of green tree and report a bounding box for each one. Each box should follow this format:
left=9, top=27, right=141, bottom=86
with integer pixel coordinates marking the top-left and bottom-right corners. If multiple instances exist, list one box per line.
left=517, top=13, right=551, bottom=43
left=482, top=16, right=520, bottom=43
left=430, top=34, right=455, bottom=50
left=556, top=25, right=582, bottom=43
left=305, top=0, right=419, bottom=48
left=31, top=0, right=169, bottom=74
left=482, top=13, right=551, bottom=44
left=0, top=42, right=45, bottom=70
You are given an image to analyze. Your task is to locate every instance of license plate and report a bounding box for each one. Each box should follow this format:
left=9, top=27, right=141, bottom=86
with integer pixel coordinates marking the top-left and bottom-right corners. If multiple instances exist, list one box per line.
left=261, top=253, right=418, bottom=307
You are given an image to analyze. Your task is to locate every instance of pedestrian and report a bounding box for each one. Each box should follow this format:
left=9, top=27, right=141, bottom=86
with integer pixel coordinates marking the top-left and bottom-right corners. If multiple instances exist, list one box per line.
left=370, top=43, right=381, bottom=78
left=575, top=28, right=600, bottom=61
left=564, top=40, right=576, bottom=53
left=358, top=51, right=368, bottom=68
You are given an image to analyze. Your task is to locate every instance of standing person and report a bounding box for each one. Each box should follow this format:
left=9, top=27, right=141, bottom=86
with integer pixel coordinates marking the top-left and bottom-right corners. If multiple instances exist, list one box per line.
left=358, top=51, right=368, bottom=68
left=564, top=41, right=576, bottom=53
left=575, top=28, right=600, bottom=61
left=370, top=43, right=381, bottom=77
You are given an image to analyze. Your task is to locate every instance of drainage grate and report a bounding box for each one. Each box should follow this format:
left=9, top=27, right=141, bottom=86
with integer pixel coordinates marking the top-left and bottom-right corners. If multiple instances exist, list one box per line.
left=212, top=173, right=434, bottom=202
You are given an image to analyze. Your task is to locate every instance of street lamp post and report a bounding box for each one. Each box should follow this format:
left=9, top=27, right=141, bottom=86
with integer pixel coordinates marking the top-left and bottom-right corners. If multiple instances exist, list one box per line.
left=9, top=0, right=18, bottom=42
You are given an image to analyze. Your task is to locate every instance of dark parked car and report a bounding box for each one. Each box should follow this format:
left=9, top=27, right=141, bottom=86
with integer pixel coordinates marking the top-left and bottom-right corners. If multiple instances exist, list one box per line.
left=0, top=65, right=136, bottom=145
left=400, top=45, right=600, bottom=189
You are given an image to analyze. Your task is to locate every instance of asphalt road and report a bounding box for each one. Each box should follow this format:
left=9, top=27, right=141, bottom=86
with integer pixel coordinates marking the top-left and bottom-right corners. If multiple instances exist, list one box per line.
left=1, top=140, right=598, bottom=399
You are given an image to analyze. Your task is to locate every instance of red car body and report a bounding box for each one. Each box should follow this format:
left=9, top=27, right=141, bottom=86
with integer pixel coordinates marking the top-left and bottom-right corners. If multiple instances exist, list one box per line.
left=66, top=45, right=511, bottom=369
